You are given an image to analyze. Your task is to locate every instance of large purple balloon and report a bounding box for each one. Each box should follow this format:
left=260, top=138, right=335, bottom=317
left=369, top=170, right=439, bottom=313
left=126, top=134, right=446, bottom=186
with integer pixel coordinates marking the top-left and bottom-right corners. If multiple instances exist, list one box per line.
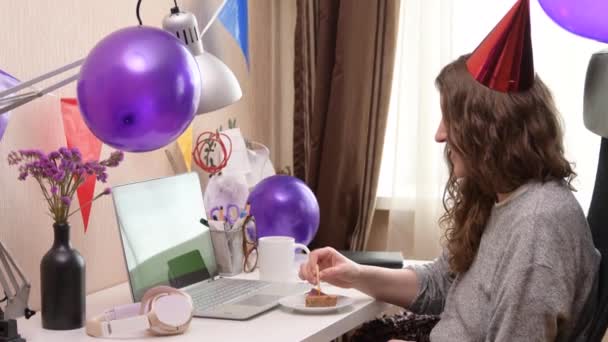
left=247, top=175, right=320, bottom=245
left=77, top=26, right=201, bottom=152
left=539, top=0, right=608, bottom=43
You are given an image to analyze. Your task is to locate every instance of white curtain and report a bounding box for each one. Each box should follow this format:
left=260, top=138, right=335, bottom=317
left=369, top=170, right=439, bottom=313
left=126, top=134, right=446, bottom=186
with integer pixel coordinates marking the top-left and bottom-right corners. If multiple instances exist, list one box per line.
left=378, top=0, right=605, bottom=260
left=377, top=0, right=453, bottom=260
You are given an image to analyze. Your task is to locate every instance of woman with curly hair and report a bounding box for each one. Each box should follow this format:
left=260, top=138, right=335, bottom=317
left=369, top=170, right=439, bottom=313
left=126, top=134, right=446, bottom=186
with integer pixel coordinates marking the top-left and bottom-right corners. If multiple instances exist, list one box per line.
left=299, top=1, right=600, bottom=340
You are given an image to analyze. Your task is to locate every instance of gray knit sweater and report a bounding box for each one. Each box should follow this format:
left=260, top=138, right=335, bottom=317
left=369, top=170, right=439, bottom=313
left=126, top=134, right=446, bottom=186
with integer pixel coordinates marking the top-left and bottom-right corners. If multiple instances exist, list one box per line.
left=408, top=181, right=600, bottom=341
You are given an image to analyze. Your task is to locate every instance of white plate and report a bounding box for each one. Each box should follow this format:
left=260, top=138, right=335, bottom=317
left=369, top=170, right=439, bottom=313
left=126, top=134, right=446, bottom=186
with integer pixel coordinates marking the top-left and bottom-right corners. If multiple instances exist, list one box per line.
left=278, top=293, right=354, bottom=313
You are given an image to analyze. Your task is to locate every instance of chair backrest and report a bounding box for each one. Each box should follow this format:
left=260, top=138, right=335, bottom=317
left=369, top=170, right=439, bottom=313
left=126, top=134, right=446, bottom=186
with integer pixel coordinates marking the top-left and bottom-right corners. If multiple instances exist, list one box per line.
left=586, top=137, right=608, bottom=341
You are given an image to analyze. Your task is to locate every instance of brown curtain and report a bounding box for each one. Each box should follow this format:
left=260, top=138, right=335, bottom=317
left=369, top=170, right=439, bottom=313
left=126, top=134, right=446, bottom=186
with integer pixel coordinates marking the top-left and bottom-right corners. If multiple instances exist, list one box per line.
left=294, top=0, right=400, bottom=251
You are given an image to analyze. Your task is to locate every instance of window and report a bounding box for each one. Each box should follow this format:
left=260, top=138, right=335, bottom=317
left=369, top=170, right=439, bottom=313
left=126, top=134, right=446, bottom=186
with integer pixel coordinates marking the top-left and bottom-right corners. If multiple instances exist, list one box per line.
left=378, top=0, right=604, bottom=212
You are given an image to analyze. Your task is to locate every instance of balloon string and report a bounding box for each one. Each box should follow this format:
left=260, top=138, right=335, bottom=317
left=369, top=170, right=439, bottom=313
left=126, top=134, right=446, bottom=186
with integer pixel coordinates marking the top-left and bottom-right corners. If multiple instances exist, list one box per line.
left=193, top=131, right=233, bottom=174
left=136, top=0, right=143, bottom=26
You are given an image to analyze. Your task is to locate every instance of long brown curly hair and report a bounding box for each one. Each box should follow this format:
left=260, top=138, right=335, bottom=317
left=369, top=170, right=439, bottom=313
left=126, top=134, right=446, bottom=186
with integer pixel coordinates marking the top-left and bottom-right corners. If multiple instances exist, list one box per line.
left=436, top=55, right=576, bottom=274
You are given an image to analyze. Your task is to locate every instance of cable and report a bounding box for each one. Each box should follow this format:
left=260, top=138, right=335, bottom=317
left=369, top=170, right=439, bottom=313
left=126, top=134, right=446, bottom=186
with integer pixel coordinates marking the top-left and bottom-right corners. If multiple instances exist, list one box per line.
left=170, top=0, right=180, bottom=15
left=136, top=0, right=143, bottom=26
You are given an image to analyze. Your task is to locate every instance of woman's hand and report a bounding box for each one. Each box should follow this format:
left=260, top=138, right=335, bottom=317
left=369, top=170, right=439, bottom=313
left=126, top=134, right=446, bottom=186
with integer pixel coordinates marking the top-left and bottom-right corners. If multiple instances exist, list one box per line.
left=298, top=247, right=362, bottom=288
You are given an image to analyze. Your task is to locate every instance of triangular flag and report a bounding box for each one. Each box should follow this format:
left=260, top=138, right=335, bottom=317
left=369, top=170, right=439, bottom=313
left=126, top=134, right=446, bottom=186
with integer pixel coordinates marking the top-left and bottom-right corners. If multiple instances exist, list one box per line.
left=61, top=98, right=103, bottom=232
left=177, top=124, right=193, bottom=171
left=218, top=0, right=249, bottom=67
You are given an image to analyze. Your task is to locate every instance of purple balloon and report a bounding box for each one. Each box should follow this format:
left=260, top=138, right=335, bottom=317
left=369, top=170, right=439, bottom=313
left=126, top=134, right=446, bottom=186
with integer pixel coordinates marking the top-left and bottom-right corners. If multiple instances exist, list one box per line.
left=247, top=175, right=320, bottom=245
left=77, top=26, right=201, bottom=152
left=539, top=0, right=608, bottom=43
left=0, top=70, right=19, bottom=141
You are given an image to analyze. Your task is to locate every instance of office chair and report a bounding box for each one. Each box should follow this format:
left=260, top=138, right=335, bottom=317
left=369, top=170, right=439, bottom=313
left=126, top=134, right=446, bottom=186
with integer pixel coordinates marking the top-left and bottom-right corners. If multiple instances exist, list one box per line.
left=583, top=50, right=608, bottom=342
left=585, top=138, right=608, bottom=342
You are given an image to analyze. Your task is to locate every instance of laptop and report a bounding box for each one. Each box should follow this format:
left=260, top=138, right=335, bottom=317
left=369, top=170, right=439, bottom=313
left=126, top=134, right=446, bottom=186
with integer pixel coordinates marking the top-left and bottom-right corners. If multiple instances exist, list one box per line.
left=111, top=172, right=308, bottom=320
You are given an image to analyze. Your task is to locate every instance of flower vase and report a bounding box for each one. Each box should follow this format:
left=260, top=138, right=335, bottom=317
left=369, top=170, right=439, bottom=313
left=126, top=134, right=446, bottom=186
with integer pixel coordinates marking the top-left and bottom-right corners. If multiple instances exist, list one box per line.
left=40, top=222, right=85, bottom=330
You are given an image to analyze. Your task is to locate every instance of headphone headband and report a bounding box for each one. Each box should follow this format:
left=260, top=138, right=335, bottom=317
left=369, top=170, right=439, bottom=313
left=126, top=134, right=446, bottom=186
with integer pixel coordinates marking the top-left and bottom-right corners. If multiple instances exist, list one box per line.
left=86, top=286, right=193, bottom=338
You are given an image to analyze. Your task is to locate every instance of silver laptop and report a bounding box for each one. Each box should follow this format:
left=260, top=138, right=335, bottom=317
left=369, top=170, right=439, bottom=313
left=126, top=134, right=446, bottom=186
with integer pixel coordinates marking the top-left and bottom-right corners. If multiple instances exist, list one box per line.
left=111, top=172, right=308, bottom=320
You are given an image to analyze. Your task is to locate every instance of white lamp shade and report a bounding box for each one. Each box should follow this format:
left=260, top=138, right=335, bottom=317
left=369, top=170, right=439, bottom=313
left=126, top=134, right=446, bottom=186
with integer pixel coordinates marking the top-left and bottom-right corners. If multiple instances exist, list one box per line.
left=162, top=9, right=243, bottom=115
left=195, top=52, right=243, bottom=114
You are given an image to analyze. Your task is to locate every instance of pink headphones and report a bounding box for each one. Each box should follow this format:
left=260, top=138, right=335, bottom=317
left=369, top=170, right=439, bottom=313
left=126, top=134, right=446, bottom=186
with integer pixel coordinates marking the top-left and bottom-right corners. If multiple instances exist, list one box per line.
left=86, top=286, right=193, bottom=337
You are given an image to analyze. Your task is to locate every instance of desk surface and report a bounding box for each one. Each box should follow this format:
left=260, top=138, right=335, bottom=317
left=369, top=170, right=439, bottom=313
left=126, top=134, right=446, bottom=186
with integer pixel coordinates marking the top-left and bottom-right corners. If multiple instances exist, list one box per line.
left=16, top=259, right=429, bottom=341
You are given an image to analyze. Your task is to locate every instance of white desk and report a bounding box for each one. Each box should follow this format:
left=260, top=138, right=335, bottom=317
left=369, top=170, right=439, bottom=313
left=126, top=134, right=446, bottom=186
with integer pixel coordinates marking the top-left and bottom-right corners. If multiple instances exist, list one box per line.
left=16, top=259, right=429, bottom=341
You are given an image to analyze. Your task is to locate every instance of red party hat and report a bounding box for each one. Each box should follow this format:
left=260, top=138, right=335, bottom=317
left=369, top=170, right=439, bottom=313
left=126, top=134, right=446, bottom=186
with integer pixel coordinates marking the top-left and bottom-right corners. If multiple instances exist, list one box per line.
left=466, top=0, right=534, bottom=92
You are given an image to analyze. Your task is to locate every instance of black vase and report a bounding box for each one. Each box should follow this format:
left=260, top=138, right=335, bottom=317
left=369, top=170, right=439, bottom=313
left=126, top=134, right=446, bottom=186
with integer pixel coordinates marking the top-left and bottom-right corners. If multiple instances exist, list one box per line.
left=40, top=222, right=85, bottom=330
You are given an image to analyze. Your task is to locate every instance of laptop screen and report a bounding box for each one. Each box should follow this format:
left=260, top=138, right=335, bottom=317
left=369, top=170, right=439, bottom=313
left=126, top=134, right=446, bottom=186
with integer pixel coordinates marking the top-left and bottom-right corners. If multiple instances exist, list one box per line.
left=112, top=173, right=217, bottom=301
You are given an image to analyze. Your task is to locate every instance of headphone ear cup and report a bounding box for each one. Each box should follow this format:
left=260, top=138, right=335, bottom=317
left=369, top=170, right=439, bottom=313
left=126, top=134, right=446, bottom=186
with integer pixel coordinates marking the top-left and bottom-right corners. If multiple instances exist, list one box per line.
left=140, top=286, right=181, bottom=314
left=148, top=293, right=193, bottom=335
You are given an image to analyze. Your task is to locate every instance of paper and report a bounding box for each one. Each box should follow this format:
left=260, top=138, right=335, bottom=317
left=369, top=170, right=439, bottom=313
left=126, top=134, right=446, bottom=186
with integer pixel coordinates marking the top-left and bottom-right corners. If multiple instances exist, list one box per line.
left=219, top=128, right=251, bottom=175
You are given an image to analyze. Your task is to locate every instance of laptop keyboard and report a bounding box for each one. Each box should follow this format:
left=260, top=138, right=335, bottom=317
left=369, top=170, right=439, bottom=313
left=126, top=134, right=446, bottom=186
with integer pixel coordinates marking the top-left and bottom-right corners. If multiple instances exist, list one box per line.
left=188, top=278, right=271, bottom=311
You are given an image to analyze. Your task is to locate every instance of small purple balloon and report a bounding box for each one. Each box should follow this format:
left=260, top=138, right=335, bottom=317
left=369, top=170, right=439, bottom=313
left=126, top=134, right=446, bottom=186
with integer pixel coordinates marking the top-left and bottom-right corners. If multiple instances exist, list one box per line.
left=77, top=26, right=201, bottom=152
left=247, top=175, right=320, bottom=245
left=0, top=70, right=19, bottom=141
left=539, top=0, right=608, bottom=43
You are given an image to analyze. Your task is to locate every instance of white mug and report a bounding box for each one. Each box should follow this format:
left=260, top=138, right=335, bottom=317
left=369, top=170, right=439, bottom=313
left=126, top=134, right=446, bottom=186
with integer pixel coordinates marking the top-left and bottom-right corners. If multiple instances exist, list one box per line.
left=257, top=236, right=310, bottom=282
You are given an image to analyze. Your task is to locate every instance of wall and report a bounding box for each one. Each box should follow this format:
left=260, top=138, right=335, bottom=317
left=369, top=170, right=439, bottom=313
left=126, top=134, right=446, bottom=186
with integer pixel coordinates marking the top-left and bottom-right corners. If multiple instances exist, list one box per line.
left=0, top=0, right=295, bottom=310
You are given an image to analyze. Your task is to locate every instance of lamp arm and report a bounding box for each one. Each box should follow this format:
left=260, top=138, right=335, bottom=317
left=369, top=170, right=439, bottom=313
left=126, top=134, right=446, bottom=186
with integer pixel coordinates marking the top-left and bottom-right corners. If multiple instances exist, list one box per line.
left=0, top=242, right=34, bottom=320
left=0, top=243, right=27, bottom=288
left=0, top=250, right=18, bottom=298
left=200, top=0, right=227, bottom=38
left=0, top=58, right=83, bottom=116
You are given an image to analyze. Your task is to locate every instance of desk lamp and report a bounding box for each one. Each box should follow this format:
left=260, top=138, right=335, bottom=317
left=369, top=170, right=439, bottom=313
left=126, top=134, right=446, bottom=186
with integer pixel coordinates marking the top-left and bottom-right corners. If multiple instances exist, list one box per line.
left=0, top=241, right=35, bottom=342
left=162, top=3, right=242, bottom=114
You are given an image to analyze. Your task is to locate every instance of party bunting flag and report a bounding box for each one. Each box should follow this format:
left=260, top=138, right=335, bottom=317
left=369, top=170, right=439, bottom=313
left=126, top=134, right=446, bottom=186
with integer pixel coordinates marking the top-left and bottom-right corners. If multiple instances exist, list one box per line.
left=218, top=0, right=249, bottom=67
left=177, top=124, right=193, bottom=171
left=61, top=98, right=103, bottom=232
left=0, top=70, right=20, bottom=142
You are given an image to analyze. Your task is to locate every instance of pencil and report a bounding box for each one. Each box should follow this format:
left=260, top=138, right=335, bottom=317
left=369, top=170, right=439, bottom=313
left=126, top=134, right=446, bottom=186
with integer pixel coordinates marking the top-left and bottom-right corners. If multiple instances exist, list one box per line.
left=316, top=264, right=321, bottom=293
left=219, top=206, right=224, bottom=221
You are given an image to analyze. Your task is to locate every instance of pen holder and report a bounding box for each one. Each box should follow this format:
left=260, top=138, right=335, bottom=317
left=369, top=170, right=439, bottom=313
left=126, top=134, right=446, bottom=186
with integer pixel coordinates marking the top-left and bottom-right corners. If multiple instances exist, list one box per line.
left=208, top=220, right=244, bottom=276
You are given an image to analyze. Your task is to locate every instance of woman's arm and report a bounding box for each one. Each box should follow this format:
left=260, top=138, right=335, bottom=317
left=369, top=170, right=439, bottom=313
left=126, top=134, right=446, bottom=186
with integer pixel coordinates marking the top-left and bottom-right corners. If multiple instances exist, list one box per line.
left=299, top=247, right=453, bottom=313
left=352, top=265, right=419, bottom=308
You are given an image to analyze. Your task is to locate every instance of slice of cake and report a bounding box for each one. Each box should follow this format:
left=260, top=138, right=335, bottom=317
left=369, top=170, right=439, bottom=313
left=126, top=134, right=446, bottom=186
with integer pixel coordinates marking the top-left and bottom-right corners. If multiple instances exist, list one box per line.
left=305, top=289, right=338, bottom=307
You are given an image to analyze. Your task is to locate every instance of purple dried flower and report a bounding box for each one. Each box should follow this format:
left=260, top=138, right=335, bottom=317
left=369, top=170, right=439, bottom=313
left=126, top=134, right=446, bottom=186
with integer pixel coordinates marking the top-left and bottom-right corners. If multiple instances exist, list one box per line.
left=97, top=173, right=108, bottom=183
left=42, top=168, right=54, bottom=179
left=74, top=165, right=85, bottom=177
left=83, top=162, right=95, bottom=175
left=101, top=151, right=125, bottom=167
left=20, top=149, right=44, bottom=159
left=70, top=147, right=82, bottom=161
left=61, top=196, right=71, bottom=206
left=7, top=151, right=22, bottom=165
left=52, top=170, right=65, bottom=182
left=58, top=147, right=72, bottom=159
left=8, top=146, right=124, bottom=226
